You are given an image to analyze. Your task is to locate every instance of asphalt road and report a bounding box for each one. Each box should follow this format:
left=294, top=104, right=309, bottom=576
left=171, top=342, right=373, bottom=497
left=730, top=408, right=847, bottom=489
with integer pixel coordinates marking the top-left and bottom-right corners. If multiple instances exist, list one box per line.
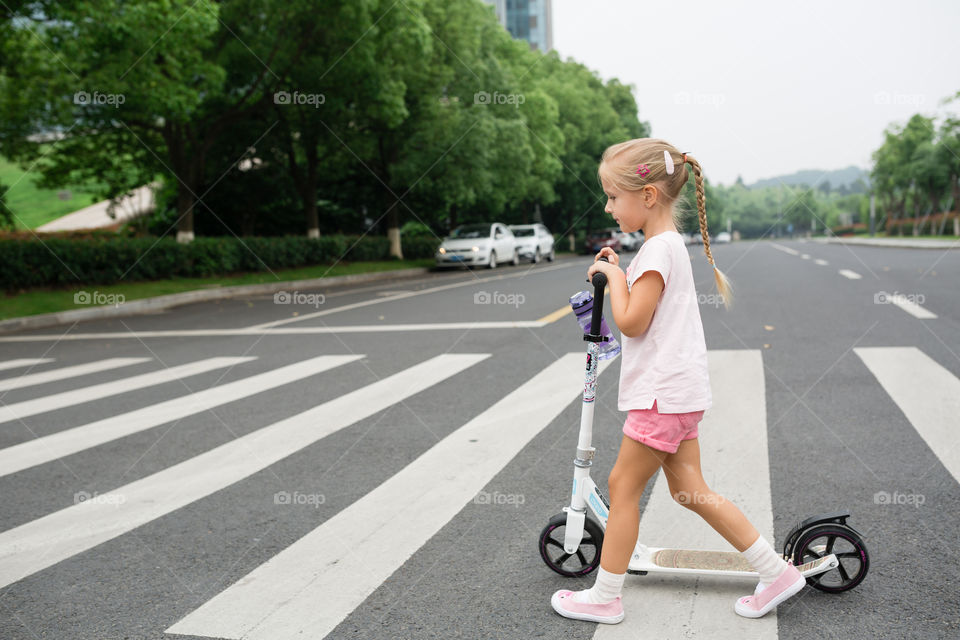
left=0, top=238, right=958, bottom=639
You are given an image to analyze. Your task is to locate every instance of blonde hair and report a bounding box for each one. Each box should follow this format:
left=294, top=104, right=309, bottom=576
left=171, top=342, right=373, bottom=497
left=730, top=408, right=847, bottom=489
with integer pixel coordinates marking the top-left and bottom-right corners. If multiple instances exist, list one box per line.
left=597, top=137, right=734, bottom=310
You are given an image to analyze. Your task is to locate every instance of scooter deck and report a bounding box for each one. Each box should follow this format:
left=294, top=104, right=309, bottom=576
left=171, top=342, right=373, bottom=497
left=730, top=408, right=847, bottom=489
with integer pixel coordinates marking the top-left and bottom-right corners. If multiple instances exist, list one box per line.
left=628, top=546, right=839, bottom=578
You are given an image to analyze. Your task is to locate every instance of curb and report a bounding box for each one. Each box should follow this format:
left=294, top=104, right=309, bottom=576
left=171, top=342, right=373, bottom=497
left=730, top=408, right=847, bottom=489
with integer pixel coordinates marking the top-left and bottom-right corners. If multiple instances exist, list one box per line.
left=0, top=266, right=433, bottom=334
left=812, top=237, right=960, bottom=249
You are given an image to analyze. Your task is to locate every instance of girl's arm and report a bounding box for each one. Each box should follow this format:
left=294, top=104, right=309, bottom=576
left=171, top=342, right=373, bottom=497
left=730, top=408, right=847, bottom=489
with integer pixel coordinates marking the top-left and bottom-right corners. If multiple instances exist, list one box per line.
left=586, top=260, right=664, bottom=338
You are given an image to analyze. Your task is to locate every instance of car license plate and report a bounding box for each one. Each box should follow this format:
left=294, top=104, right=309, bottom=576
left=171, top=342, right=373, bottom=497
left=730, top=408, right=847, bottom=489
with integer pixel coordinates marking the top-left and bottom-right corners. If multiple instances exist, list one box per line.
left=449, top=255, right=463, bottom=261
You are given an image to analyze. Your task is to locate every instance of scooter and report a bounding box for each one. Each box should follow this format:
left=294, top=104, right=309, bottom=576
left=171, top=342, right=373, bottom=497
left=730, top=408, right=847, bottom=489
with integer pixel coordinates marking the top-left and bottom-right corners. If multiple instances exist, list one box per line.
left=538, top=261, right=869, bottom=594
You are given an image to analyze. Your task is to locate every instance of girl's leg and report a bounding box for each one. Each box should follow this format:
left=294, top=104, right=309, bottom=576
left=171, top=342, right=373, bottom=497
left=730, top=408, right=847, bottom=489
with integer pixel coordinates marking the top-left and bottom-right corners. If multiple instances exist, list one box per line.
left=659, top=437, right=759, bottom=552
left=600, top=434, right=667, bottom=572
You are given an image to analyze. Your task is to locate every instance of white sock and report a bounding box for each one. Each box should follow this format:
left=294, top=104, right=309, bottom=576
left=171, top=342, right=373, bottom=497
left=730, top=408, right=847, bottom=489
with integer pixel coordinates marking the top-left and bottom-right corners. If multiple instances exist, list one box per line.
left=741, top=535, right=788, bottom=587
left=572, top=566, right=625, bottom=604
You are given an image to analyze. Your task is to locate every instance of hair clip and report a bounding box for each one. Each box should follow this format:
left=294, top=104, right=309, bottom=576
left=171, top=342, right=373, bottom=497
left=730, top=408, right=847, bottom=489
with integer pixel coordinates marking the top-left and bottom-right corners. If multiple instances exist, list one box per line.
left=636, top=163, right=650, bottom=177
left=664, top=150, right=674, bottom=175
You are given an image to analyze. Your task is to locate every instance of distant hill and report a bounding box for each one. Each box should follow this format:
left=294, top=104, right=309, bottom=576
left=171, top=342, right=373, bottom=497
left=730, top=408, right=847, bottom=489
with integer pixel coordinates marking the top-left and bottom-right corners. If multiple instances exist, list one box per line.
left=745, top=165, right=870, bottom=191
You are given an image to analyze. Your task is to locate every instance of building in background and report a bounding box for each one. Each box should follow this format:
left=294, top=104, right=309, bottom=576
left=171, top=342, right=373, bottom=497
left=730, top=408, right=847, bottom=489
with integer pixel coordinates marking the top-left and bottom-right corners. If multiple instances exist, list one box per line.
left=483, top=0, right=553, bottom=52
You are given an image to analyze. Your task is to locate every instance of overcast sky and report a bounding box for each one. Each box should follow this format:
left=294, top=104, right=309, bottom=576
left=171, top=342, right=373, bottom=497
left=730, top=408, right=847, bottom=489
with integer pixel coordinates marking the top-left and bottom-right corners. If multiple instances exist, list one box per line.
left=552, top=0, right=960, bottom=186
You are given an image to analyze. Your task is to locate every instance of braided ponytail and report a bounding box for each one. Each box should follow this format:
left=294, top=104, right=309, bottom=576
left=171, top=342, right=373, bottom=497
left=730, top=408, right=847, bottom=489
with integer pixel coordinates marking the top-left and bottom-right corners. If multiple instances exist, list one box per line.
left=685, top=154, right=734, bottom=310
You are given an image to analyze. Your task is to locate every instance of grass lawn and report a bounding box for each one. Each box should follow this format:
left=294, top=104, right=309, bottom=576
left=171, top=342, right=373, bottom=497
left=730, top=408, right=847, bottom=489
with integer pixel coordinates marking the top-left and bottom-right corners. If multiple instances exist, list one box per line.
left=1, top=258, right=436, bottom=321
left=0, top=155, right=108, bottom=230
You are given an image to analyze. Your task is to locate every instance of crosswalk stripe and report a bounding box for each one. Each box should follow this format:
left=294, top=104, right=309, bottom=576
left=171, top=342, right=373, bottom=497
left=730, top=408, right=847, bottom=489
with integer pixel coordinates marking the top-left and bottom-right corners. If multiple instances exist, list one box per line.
left=855, top=347, right=960, bottom=483
left=0, top=357, right=254, bottom=425
left=0, top=357, right=150, bottom=392
left=0, top=355, right=361, bottom=478
left=886, top=297, right=937, bottom=319
left=598, top=350, right=774, bottom=639
left=165, top=352, right=613, bottom=640
left=0, top=353, right=489, bottom=590
left=0, top=358, right=55, bottom=372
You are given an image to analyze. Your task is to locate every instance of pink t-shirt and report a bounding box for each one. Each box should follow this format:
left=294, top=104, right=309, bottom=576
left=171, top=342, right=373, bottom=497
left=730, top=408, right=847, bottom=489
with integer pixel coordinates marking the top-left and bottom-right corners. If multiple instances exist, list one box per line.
left=618, top=230, right=712, bottom=413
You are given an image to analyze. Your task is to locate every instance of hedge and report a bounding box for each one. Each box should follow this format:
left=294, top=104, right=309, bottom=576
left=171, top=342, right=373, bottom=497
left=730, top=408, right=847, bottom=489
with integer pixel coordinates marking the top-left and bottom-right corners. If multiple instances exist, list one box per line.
left=0, top=233, right=441, bottom=291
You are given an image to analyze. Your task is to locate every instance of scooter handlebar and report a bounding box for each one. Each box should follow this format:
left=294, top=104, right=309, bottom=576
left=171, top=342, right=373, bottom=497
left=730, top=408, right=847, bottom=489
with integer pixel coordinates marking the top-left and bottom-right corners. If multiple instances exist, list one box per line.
left=587, top=257, right=609, bottom=340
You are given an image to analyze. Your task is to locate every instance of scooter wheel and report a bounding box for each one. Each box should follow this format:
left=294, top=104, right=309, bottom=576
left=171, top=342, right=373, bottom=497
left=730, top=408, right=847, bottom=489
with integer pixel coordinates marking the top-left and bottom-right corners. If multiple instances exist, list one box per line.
left=791, top=523, right=869, bottom=593
left=538, top=512, right=604, bottom=577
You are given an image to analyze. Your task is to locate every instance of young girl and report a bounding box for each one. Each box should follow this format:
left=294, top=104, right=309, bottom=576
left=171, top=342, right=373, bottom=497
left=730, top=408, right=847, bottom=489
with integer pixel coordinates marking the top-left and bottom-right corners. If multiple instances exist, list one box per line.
left=550, top=138, right=805, bottom=624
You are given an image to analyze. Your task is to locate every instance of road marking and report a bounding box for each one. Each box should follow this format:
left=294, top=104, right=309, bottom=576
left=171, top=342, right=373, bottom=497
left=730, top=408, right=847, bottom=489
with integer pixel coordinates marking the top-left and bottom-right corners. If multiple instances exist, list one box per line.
left=0, top=353, right=488, bottom=590
left=0, top=356, right=361, bottom=478
left=0, top=357, right=254, bottom=425
left=838, top=269, right=862, bottom=280
left=0, top=357, right=150, bottom=392
left=855, top=347, right=960, bottom=482
left=801, top=254, right=810, bottom=259
left=884, top=296, right=937, bottom=319
left=0, top=322, right=547, bottom=342
left=770, top=243, right=799, bottom=255
left=248, top=261, right=577, bottom=330
left=814, top=259, right=828, bottom=266
left=598, top=350, right=774, bottom=639
left=166, top=353, right=613, bottom=640
left=0, top=358, right=54, bottom=372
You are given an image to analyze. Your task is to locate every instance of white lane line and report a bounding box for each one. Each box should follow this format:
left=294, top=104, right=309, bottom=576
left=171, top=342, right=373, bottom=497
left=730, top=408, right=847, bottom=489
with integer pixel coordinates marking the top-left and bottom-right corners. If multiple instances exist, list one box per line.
left=814, top=259, right=829, bottom=266
left=0, top=358, right=55, bottom=372
left=855, top=347, right=960, bottom=482
left=0, top=322, right=547, bottom=342
left=0, top=355, right=361, bottom=478
left=0, top=357, right=254, bottom=425
left=598, top=350, right=773, bottom=640
left=249, top=261, right=577, bottom=330
left=0, top=353, right=489, bottom=590
left=801, top=254, right=810, bottom=260
left=885, top=296, right=937, bottom=319
left=166, top=353, right=612, bottom=640
left=0, top=357, right=150, bottom=392
left=838, top=269, right=862, bottom=280
left=770, top=243, right=800, bottom=255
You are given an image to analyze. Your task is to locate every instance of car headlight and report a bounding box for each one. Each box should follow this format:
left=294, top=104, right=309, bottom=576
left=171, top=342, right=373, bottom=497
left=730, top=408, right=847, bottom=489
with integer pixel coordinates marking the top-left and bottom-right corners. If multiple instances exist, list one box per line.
left=438, top=247, right=446, bottom=254
left=472, top=246, right=479, bottom=252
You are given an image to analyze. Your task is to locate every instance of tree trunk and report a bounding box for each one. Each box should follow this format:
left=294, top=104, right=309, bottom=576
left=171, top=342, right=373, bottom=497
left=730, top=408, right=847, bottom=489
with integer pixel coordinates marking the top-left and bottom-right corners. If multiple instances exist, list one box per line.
left=176, top=186, right=195, bottom=243
left=386, top=203, right=402, bottom=259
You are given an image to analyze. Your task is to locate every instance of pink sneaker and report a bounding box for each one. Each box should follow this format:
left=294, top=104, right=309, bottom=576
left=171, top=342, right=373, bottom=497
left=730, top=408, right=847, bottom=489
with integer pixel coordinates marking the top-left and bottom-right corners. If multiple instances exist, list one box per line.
left=735, top=563, right=806, bottom=618
left=550, top=589, right=624, bottom=624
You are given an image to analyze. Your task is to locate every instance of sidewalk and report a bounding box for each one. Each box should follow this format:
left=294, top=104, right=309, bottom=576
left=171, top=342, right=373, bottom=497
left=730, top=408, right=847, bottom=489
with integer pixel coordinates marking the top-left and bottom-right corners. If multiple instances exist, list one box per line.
left=36, top=183, right=157, bottom=232
left=811, top=236, right=960, bottom=249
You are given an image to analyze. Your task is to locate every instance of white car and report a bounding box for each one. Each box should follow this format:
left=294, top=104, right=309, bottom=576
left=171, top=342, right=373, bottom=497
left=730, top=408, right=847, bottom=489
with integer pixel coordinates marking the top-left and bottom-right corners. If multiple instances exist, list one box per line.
left=509, top=223, right=555, bottom=263
left=715, top=231, right=732, bottom=243
left=620, top=231, right=644, bottom=251
left=436, top=222, right=519, bottom=269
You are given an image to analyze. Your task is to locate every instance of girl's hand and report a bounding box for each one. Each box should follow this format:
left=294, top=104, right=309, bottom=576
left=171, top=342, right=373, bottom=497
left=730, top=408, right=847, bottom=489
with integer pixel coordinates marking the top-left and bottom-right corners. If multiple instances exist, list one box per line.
left=595, top=247, right=619, bottom=267
left=586, top=256, right=619, bottom=281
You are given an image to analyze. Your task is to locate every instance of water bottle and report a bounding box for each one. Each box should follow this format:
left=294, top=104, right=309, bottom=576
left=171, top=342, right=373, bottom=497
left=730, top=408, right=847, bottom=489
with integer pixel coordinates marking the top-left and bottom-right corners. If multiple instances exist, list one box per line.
left=569, top=290, right=621, bottom=360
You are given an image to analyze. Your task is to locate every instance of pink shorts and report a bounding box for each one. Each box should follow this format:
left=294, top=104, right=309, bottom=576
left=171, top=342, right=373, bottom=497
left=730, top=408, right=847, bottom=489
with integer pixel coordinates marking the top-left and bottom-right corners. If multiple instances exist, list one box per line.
left=622, top=399, right=705, bottom=454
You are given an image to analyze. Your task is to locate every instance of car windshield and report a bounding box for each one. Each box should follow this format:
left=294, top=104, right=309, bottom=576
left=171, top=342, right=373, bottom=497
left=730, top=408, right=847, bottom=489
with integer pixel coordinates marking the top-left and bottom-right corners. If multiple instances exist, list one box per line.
left=449, top=224, right=491, bottom=239
left=512, top=228, right=535, bottom=237
left=591, top=230, right=614, bottom=238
